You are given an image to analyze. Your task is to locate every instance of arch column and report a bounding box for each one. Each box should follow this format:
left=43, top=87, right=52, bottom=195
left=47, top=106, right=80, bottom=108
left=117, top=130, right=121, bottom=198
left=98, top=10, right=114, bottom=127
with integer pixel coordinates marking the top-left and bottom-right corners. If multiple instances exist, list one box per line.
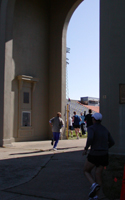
left=100, top=0, right=125, bottom=154
left=0, top=0, right=8, bottom=146
left=0, top=0, right=15, bottom=146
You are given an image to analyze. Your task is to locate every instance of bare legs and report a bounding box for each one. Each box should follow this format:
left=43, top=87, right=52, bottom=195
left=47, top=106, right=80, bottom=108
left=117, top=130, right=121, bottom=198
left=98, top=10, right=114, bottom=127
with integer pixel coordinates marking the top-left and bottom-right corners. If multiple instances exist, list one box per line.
left=68, top=130, right=73, bottom=137
left=83, top=159, right=104, bottom=186
left=74, top=128, right=80, bottom=139
left=83, top=159, right=95, bottom=185
left=95, top=165, right=104, bottom=186
left=83, top=159, right=104, bottom=198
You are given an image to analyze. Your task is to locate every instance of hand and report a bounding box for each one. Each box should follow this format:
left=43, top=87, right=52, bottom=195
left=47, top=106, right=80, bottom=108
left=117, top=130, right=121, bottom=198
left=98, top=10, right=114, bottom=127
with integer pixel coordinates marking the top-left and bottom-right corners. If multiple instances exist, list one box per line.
left=82, top=149, right=87, bottom=156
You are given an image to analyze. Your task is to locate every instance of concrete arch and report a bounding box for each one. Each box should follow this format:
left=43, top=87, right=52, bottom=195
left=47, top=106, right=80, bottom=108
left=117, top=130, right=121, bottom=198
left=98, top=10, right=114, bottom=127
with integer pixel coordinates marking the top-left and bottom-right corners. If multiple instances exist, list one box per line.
left=0, top=0, right=125, bottom=154
left=0, top=0, right=85, bottom=145
left=47, top=0, right=84, bottom=138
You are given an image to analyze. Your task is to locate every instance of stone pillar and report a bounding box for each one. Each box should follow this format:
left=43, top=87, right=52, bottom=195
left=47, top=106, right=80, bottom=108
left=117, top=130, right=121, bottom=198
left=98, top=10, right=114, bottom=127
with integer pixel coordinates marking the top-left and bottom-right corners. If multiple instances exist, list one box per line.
left=0, top=0, right=15, bottom=146
left=100, top=0, right=125, bottom=154
left=0, top=0, right=8, bottom=146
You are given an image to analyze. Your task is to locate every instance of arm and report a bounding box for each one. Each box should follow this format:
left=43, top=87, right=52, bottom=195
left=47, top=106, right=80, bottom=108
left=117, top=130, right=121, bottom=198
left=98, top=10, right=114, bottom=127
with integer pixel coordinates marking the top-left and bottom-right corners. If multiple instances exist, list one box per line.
left=82, top=149, right=87, bottom=155
left=59, top=118, right=64, bottom=129
left=84, top=115, right=87, bottom=122
left=85, top=126, right=94, bottom=149
left=83, top=126, right=94, bottom=155
left=49, top=117, right=54, bottom=128
left=49, top=120, right=53, bottom=128
left=61, top=119, right=64, bottom=128
left=108, top=132, right=115, bottom=148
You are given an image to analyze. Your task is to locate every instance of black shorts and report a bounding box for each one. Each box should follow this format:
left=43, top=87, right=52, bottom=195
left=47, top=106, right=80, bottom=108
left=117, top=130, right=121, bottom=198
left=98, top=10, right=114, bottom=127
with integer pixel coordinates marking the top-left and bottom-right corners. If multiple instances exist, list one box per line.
left=73, top=125, right=80, bottom=128
left=87, top=154, right=109, bottom=167
left=69, top=126, right=73, bottom=130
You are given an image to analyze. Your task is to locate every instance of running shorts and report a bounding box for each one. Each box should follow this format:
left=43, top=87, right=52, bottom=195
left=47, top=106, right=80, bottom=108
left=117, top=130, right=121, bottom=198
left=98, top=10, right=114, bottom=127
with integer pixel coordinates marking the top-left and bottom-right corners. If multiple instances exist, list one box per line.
left=73, top=125, right=80, bottom=128
left=87, top=154, right=109, bottom=167
left=69, top=125, right=73, bottom=130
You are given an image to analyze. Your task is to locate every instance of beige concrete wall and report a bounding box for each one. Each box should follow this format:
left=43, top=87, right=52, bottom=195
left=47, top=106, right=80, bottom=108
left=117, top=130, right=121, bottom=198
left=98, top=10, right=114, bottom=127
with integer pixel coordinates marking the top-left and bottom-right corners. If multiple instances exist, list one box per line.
left=0, top=0, right=7, bottom=146
left=0, top=0, right=16, bottom=146
left=4, top=0, right=16, bottom=145
left=0, top=0, right=84, bottom=144
left=12, top=0, right=50, bottom=141
left=100, top=0, right=125, bottom=154
left=2, top=0, right=125, bottom=153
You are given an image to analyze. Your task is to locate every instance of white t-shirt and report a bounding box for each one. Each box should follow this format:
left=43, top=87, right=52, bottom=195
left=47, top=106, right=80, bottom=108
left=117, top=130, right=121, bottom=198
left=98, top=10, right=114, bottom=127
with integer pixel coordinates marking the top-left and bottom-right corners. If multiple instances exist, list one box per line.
left=69, top=117, right=72, bottom=126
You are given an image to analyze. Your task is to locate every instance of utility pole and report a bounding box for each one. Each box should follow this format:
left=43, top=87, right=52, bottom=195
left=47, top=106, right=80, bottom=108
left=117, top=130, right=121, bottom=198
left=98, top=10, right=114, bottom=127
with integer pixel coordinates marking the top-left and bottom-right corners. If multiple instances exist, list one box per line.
left=66, top=47, right=70, bottom=100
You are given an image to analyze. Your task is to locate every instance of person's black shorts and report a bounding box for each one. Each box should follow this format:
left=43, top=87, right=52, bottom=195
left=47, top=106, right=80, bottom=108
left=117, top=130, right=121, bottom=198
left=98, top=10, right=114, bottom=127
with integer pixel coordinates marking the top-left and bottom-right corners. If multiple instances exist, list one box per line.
left=87, top=154, right=109, bottom=167
left=69, top=125, right=73, bottom=130
left=73, top=125, right=80, bottom=128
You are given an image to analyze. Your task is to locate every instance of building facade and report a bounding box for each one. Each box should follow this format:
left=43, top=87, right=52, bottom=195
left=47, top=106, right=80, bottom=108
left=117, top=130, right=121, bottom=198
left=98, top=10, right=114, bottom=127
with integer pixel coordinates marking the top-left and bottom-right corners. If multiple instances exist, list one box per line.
left=0, top=0, right=125, bottom=154
left=81, top=97, right=99, bottom=106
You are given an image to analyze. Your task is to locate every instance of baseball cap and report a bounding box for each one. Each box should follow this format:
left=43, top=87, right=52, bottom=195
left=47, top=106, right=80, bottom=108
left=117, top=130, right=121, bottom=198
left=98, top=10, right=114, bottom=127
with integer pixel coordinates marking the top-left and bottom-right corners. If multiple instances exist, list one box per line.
left=92, top=113, right=102, bottom=121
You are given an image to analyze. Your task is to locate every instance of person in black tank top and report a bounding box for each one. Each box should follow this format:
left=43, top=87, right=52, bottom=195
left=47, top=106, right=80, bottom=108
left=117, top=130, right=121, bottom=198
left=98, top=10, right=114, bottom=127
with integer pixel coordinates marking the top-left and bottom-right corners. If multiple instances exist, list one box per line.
left=72, top=111, right=81, bottom=139
left=85, top=109, right=93, bottom=128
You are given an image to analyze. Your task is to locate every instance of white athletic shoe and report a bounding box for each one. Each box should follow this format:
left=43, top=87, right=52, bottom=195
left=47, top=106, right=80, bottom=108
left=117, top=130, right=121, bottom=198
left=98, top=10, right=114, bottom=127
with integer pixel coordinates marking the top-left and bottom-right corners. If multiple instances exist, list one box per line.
left=93, top=195, right=99, bottom=200
left=89, top=183, right=100, bottom=198
left=53, top=148, right=57, bottom=151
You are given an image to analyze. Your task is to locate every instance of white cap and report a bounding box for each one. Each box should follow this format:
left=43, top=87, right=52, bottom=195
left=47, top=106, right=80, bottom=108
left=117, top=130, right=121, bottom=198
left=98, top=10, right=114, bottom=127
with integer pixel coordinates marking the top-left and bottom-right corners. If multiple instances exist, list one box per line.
left=92, top=113, right=102, bottom=121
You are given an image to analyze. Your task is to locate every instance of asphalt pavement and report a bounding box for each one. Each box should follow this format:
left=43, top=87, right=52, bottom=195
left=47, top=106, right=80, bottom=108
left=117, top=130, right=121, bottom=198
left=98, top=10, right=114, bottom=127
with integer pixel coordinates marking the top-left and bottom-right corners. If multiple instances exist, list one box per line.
left=0, top=139, right=109, bottom=200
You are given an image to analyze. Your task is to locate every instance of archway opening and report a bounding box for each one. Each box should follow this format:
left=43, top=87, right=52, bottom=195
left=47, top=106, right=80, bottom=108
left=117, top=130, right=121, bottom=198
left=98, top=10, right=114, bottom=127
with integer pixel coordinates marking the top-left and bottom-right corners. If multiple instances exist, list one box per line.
left=66, top=0, right=100, bottom=116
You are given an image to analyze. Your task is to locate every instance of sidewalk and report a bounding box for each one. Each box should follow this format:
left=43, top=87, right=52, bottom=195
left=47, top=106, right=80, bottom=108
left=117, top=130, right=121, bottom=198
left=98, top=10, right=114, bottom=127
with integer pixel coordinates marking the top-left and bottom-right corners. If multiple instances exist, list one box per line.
left=0, top=139, right=109, bottom=200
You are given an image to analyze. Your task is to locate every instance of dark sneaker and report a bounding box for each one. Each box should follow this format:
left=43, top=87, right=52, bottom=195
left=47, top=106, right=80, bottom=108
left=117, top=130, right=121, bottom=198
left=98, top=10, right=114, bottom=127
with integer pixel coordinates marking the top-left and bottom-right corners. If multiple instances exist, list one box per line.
left=89, top=183, right=100, bottom=198
left=51, top=138, right=54, bottom=145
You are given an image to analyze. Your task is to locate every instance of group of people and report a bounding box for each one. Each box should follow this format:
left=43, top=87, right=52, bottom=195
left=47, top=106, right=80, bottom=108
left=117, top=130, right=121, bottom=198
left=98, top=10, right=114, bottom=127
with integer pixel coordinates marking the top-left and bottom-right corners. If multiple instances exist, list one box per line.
left=69, top=109, right=93, bottom=139
left=49, top=109, right=94, bottom=149
left=49, top=111, right=115, bottom=200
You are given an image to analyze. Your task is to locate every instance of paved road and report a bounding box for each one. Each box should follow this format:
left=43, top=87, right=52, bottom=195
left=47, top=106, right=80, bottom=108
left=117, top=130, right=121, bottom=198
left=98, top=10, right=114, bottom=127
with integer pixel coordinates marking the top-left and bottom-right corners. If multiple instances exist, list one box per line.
left=0, top=139, right=109, bottom=200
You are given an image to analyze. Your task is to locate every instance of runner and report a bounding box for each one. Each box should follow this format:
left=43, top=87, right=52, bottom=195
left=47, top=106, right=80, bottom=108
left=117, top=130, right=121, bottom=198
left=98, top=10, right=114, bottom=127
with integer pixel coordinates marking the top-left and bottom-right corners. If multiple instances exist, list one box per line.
left=83, top=113, right=115, bottom=199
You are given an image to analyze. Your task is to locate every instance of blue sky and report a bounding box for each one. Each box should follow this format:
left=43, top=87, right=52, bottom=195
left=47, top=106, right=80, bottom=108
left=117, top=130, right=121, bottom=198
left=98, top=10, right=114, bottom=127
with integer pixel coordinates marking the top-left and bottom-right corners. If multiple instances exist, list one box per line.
left=66, top=0, right=100, bottom=100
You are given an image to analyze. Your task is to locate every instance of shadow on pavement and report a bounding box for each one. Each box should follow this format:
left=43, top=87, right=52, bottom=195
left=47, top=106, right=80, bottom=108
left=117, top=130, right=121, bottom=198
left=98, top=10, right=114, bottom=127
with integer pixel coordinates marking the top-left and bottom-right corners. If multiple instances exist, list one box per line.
left=0, top=149, right=90, bottom=200
left=9, top=146, right=84, bottom=155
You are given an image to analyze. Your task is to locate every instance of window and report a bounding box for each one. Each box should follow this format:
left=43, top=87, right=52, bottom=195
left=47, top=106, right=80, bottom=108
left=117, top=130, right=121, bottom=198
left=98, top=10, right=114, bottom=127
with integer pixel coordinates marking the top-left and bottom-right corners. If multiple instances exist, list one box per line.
left=22, top=111, right=31, bottom=126
left=23, top=92, right=29, bottom=104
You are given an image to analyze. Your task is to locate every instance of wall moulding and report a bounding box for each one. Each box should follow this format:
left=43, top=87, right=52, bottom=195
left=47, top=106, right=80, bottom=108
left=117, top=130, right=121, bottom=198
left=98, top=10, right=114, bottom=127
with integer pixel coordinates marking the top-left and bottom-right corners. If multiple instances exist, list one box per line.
left=17, top=75, right=39, bottom=91
left=16, top=75, right=39, bottom=139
